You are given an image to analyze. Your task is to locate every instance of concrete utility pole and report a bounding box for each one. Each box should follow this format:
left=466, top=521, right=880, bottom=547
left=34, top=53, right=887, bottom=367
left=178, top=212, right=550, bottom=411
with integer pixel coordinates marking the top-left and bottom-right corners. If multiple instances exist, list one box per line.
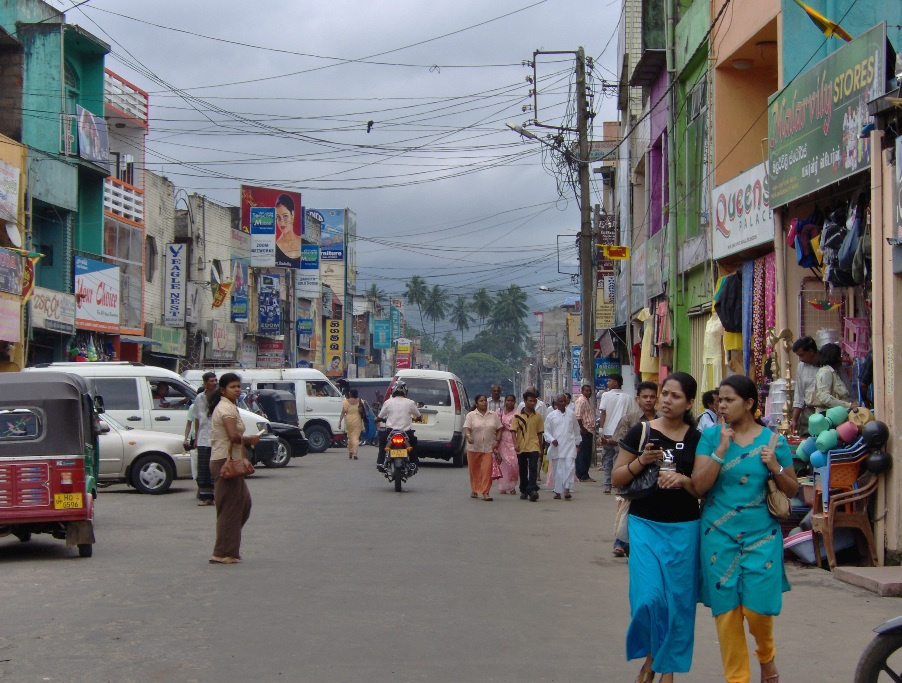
left=575, top=47, right=594, bottom=391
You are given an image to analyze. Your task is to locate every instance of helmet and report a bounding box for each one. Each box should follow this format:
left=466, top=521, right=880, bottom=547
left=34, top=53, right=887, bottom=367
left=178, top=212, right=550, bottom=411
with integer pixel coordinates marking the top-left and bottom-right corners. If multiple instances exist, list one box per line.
left=392, top=380, right=408, bottom=397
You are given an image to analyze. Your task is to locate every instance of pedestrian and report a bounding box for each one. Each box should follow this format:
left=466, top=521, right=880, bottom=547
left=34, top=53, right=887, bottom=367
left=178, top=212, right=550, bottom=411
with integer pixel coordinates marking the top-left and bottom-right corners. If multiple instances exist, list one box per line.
left=339, top=389, right=365, bottom=460
left=573, top=384, right=597, bottom=484
left=513, top=390, right=544, bottom=502
left=809, top=342, right=858, bottom=411
left=692, top=374, right=797, bottom=683
left=517, top=386, right=548, bottom=418
left=696, top=389, right=719, bottom=432
left=597, top=374, right=633, bottom=492
left=611, top=372, right=702, bottom=683
left=790, top=336, right=818, bottom=435
left=487, top=384, right=504, bottom=413
left=544, top=392, right=579, bottom=500
left=208, top=372, right=260, bottom=565
left=463, top=394, right=502, bottom=501
left=495, top=394, right=520, bottom=494
left=610, top=380, right=659, bottom=557
left=192, top=371, right=218, bottom=506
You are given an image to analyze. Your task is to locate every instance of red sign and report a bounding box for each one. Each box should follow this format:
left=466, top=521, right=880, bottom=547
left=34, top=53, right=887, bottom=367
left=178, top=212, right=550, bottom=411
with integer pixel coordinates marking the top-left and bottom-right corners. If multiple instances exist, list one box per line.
left=395, top=354, right=411, bottom=370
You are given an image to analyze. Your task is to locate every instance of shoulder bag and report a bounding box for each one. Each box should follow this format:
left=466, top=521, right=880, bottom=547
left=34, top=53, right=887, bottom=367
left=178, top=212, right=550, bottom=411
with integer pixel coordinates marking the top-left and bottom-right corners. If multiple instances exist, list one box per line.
left=764, top=431, right=790, bottom=520
left=220, top=443, right=255, bottom=480
left=619, top=422, right=659, bottom=501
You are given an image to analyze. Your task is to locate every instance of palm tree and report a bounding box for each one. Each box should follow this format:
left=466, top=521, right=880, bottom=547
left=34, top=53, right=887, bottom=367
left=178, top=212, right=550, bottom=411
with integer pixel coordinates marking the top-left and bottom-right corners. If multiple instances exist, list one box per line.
left=405, top=275, right=428, bottom=334
left=490, top=284, right=529, bottom=346
left=470, top=288, right=493, bottom=330
left=423, top=284, right=449, bottom=341
left=365, top=283, right=386, bottom=316
left=449, top=295, right=473, bottom=345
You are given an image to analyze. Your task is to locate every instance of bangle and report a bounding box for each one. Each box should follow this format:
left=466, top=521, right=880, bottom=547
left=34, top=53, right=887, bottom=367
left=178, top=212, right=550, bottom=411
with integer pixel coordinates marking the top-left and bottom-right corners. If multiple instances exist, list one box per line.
left=776, top=465, right=785, bottom=476
left=710, top=453, right=724, bottom=465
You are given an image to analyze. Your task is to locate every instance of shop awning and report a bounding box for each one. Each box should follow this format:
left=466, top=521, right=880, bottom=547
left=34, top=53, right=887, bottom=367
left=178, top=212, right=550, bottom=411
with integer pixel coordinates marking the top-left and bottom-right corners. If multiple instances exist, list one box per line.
left=120, top=335, right=161, bottom=346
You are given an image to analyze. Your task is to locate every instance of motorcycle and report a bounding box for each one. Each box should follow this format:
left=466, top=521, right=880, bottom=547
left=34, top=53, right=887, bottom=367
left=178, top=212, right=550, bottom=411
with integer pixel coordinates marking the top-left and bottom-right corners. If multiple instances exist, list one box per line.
left=381, top=429, right=417, bottom=492
left=855, top=617, right=902, bottom=682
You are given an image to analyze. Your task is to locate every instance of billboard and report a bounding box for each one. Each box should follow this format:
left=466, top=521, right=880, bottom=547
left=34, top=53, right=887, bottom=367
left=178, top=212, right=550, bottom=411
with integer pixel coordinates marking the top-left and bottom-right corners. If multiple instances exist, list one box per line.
left=230, top=258, right=249, bottom=323
left=30, top=287, right=76, bottom=335
left=768, top=23, right=885, bottom=207
left=295, top=245, right=320, bottom=299
left=325, top=319, right=344, bottom=376
left=303, top=208, right=323, bottom=245
left=318, top=209, right=345, bottom=261
left=76, top=105, right=109, bottom=168
left=258, top=273, right=281, bottom=336
left=163, top=243, right=187, bottom=328
left=74, top=256, right=120, bottom=333
left=250, top=207, right=276, bottom=268
left=240, top=185, right=302, bottom=267
left=373, top=319, right=391, bottom=349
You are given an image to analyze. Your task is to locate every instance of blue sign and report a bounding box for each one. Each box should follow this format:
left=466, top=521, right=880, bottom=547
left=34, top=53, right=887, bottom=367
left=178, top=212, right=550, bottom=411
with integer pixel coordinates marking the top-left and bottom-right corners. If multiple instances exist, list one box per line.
left=250, top=207, right=276, bottom=267
left=314, top=209, right=345, bottom=261
left=373, top=319, right=391, bottom=349
left=258, top=273, right=281, bottom=335
left=296, top=317, right=313, bottom=351
left=230, top=296, right=248, bottom=323
left=390, top=306, right=401, bottom=340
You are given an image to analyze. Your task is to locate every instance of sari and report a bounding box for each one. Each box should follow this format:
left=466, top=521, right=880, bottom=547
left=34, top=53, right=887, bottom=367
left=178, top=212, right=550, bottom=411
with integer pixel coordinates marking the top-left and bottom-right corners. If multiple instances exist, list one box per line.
left=496, top=408, right=520, bottom=494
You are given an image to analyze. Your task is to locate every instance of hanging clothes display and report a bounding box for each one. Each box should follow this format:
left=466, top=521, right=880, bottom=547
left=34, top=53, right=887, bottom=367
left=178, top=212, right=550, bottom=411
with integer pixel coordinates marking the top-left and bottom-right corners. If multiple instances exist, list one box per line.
left=750, top=258, right=767, bottom=385
left=741, top=261, right=754, bottom=376
left=702, top=312, right=724, bottom=393
left=637, top=307, right=659, bottom=381
left=714, top=272, right=743, bottom=351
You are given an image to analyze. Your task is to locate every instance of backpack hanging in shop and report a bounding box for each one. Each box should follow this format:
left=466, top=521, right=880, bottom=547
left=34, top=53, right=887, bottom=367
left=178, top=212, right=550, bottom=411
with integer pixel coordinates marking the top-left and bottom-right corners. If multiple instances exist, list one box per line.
left=793, top=207, right=823, bottom=271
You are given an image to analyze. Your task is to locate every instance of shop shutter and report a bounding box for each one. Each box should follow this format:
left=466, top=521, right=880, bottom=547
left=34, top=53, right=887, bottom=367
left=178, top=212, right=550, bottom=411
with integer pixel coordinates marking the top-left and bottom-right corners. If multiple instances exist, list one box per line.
left=689, top=312, right=708, bottom=388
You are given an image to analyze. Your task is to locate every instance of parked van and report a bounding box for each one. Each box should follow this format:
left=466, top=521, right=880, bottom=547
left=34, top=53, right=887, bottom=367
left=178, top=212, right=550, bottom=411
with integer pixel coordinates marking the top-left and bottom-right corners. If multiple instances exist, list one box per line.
left=25, top=362, right=270, bottom=443
left=387, top=369, right=470, bottom=467
left=183, top=368, right=343, bottom=453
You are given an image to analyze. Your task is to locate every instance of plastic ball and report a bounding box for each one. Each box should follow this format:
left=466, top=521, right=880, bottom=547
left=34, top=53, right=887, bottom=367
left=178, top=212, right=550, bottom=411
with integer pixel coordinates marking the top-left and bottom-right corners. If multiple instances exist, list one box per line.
left=865, top=451, right=892, bottom=474
left=816, top=429, right=839, bottom=453
left=808, top=413, right=828, bottom=436
left=862, top=421, right=890, bottom=449
left=825, top=406, right=849, bottom=428
left=800, top=436, right=818, bottom=457
left=836, top=421, right=860, bottom=444
left=810, top=450, right=827, bottom=468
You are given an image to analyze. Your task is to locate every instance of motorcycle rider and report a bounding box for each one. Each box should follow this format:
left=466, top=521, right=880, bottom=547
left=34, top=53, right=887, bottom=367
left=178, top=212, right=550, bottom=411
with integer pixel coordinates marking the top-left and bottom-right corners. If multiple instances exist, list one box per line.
left=376, top=381, right=421, bottom=471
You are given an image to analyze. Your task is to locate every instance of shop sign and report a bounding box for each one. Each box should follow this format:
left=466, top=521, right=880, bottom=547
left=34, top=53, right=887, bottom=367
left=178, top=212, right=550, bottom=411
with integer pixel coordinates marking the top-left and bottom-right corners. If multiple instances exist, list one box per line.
left=250, top=207, right=276, bottom=267
left=594, top=358, right=620, bottom=391
left=30, top=287, right=76, bottom=335
left=326, top=319, right=344, bottom=375
left=185, top=282, right=201, bottom=325
left=258, top=273, right=281, bottom=336
left=571, top=346, right=581, bottom=393
left=296, top=317, right=314, bottom=351
left=712, top=162, right=774, bottom=259
left=230, top=259, right=249, bottom=323
left=163, top=243, right=186, bottom=327
left=0, top=247, right=22, bottom=295
left=0, top=159, right=20, bottom=224
left=73, top=256, right=119, bottom=333
left=150, top=325, right=186, bottom=357
left=373, top=319, right=391, bottom=349
left=240, top=339, right=257, bottom=367
left=257, top=340, right=284, bottom=369
left=295, top=245, right=320, bottom=299
left=595, top=303, right=615, bottom=330
left=209, top=320, right=237, bottom=360
left=0, top=296, right=21, bottom=343
left=315, top=209, right=345, bottom=261
left=768, top=23, right=886, bottom=207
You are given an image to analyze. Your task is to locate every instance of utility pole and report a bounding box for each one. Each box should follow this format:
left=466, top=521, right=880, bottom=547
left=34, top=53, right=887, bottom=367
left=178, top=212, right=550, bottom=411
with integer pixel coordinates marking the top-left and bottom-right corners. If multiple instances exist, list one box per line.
left=575, top=47, right=594, bottom=392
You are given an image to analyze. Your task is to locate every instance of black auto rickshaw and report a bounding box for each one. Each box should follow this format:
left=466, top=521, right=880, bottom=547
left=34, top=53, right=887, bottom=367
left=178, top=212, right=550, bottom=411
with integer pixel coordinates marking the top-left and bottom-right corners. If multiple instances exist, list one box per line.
left=0, top=372, right=102, bottom=558
left=243, top=389, right=309, bottom=465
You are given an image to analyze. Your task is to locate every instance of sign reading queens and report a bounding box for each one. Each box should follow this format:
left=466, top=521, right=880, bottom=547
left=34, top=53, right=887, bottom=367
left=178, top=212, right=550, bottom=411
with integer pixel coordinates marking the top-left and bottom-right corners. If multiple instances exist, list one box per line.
left=711, top=162, right=774, bottom=260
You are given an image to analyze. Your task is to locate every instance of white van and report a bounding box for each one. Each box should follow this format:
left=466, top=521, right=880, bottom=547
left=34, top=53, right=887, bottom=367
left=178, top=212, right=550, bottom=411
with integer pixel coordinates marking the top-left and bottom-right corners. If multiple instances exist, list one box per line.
left=25, top=362, right=270, bottom=442
left=183, top=368, right=343, bottom=453
left=388, top=369, right=470, bottom=467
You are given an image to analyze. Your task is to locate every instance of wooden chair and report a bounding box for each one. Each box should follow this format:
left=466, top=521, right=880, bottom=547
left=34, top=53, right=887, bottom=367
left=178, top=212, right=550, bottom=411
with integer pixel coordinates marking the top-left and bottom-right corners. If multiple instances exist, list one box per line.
left=810, top=472, right=879, bottom=571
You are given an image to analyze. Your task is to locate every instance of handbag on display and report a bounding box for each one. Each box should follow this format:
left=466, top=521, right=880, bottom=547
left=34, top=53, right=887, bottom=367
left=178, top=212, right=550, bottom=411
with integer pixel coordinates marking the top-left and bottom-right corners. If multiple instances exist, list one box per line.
left=220, top=449, right=255, bottom=480
left=619, top=422, right=660, bottom=501
left=764, top=431, right=791, bottom=520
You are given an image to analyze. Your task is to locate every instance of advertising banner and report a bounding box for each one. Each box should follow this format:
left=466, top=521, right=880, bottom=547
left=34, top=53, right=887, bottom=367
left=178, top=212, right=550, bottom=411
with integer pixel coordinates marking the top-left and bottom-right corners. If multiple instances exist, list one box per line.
left=303, top=208, right=323, bottom=245
left=241, top=339, right=257, bottom=367
left=76, top=105, right=109, bottom=168
left=712, top=162, right=774, bottom=259
left=295, top=245, right=320, bottom=299
left=211, top=281, right=232, bottom=309
left=325, top=319, right=344, bottom=376
left=258, top=273, right=281, bottom=335
left=373, top=319, right=391, bottom=349
left=297, top=317, right=314, bottom=350
left=396, top=338, right=411, bottom=370
left=645, top=230, right=665, bottom=298
left=571, top=346, right=582, bottom=394
left=210, top=320, right=237, bottom=360
left=21, top=255, right=37, bottom=302
left=257, top=340, right=284, bottom=369
left=164, top=243, right=187, bottom=327
left=0, top=159, right=20, bottom=224
left=185, top=282, right=201, bottom=324
left=241, top=186, right=303, bottom=266
left=390, top=298, right=403, bottom=339
left=317, top=209, right=345, bottom=261
left=250, top=207, right=276, bottom=268
left=768, top=23, right=885, bottom=207
left=594, top=358, right=620, bottom=391
left=230, top=258, right=249, bottom=323
left=0, top=297, right=20, bottom=343
left=150, top=326, right=186, bottom=357
left=0, top=247, right=22, bottom=295
left=74, top=256, right=120, bottom=333
left=30, top=287, right=76, bottom=335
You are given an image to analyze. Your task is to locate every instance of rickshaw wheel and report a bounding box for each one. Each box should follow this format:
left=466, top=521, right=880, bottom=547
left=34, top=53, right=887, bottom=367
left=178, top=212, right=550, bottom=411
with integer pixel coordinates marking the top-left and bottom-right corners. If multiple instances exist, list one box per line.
left=78, top=543, right=93, bottom=558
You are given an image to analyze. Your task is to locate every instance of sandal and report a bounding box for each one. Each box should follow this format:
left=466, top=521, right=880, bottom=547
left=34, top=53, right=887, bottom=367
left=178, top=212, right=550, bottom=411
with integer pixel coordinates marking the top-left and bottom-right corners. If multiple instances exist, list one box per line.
left=553, top=493, right=561, bottom=499
left=613, top=547, right=626, bottom=557
left=353, top=455, right=358, bottom=460
left=470, top=492, right=478, bottom=498
left=209, top=557, right=240, bottom=565
left=482, top=496, right=493, bottom=501
left=761, top=659, right=779, bottom=683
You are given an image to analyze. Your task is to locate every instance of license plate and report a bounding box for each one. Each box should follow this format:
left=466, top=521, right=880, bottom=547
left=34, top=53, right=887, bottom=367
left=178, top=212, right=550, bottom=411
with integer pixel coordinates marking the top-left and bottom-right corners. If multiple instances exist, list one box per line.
left=54, top=493, right=83, bottom=509
left=390, top=449, right=408, bottom=458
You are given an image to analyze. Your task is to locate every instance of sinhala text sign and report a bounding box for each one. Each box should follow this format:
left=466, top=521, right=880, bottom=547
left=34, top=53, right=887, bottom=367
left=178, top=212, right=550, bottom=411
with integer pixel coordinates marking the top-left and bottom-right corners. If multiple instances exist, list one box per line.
left=768, top=23, right=886, bottom=207
left=711, top=162, right=774, bottom=259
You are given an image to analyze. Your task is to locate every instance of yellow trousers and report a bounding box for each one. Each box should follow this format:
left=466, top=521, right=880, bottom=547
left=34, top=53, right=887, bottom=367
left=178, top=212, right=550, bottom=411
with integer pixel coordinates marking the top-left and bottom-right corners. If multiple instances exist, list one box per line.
left=714, top=606, right=775, bottom=683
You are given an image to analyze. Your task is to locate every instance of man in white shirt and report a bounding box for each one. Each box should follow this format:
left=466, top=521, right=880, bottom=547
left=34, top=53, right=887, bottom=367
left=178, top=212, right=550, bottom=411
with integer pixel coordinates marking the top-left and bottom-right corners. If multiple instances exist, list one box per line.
left=192, top=372, right=218, bottom=506
left=791, top=336, right=819, bottom=436
left=517, top=386, right=548, bottom=419
left=597, top=374, right=634, bottom=493
left=377, top=383, right=421, bottom=470
left=544, top=393, right=580, bottom=500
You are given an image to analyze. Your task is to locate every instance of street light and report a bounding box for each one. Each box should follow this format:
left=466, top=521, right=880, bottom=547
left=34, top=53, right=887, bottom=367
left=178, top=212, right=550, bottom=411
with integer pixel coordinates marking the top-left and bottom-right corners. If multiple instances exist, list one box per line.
left=539, top=285, right=579, bottom=294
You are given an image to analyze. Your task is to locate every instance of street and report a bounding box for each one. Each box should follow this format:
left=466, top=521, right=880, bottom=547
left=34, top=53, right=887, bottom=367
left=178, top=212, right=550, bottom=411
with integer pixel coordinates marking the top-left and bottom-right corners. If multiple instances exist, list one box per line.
left=0, top=447, right=897, bottom=682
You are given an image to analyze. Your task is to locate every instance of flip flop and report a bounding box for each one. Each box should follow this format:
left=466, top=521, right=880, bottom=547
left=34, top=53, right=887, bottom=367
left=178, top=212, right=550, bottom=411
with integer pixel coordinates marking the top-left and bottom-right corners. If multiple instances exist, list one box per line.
left=470, top=492, right=478, bottom=498
left=482, top=496, right=493, bottom=501
left=209, top=557, right=240, bottom=565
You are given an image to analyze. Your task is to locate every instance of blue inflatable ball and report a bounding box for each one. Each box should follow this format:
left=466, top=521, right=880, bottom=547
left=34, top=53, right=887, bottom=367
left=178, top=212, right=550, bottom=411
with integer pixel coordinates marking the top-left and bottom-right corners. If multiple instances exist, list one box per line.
left=810, top=450, right=827, bottom=468
left=808, top=413, right=828, bottom=436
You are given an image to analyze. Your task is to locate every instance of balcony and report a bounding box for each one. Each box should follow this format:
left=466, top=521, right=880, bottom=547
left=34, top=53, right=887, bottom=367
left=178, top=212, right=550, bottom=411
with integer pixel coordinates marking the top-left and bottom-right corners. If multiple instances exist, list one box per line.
left=104, top=177, right=144, bottom=225
left=104, top=70, right=148, bottom=127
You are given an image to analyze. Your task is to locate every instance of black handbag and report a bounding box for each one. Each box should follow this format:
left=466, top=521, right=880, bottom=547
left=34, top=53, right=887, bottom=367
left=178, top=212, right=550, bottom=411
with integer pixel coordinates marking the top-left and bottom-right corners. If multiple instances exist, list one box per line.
left=619, top=422, right=659, bottom=500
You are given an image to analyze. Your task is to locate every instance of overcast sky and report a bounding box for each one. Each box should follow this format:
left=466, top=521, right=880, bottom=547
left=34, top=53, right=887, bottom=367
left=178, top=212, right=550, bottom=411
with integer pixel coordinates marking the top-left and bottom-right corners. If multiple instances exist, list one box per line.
left=56, top=0, right=621, bottom=338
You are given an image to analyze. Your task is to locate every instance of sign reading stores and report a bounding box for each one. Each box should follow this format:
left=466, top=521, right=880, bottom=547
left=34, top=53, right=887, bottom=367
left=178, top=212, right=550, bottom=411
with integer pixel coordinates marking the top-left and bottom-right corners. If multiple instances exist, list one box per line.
left=164, top=243, right=186, bottom=327
left=768, top=23, right=885, bottom=207
left=30, top=287, right=76, bottom=335
left=73, top=256, right=120, bottom=333
left=250, top=207, right=276, bottom=267
left=711, top=162, right=774, bottom=259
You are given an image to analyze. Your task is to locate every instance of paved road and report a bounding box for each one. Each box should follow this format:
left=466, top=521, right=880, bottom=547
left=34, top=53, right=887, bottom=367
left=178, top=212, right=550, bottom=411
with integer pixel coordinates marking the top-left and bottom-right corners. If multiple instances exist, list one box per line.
left=0, top=446, right=897, bottom=682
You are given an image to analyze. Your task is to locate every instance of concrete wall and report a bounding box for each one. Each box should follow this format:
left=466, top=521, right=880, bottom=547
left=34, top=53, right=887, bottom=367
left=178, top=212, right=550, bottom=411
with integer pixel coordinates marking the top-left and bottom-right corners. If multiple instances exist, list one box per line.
left=143, top=172, right=175, bottom=326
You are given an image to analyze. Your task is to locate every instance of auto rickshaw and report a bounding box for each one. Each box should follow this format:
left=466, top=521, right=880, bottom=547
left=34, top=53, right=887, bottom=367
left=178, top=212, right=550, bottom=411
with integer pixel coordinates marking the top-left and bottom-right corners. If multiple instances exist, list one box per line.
left=0, top=372, right=102, bottom=558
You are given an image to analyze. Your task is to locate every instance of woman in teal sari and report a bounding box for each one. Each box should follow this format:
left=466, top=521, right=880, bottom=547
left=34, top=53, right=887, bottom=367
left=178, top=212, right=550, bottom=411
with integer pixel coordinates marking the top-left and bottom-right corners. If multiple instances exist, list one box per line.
left=692, top=375, right=798, bottom=683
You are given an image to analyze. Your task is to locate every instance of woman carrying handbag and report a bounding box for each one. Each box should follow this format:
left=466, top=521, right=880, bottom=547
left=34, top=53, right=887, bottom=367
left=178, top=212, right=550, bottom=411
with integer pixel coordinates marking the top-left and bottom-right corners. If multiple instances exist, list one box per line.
left=208, top=372, right=260, bottom=565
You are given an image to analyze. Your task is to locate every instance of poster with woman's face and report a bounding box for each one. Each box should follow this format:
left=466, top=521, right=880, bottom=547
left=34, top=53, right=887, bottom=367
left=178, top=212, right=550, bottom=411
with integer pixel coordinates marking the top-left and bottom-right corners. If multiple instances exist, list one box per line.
left=240, top=186, right=302, bottom=268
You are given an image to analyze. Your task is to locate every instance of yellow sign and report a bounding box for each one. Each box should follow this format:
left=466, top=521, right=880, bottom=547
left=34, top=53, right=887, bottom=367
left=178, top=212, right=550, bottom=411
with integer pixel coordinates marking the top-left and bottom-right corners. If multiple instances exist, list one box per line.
left=595, top=304, right=615, bottom=329
left=326, top=319, right=344, bottom=375
left=597, top=245, right=630, bottom=260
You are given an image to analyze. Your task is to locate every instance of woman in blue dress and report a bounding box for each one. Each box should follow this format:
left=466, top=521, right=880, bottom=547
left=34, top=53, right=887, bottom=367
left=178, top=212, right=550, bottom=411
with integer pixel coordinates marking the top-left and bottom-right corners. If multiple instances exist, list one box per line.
left=612, top=371, right=702, bottom=683
left=692, top=375, right=797, bottom=683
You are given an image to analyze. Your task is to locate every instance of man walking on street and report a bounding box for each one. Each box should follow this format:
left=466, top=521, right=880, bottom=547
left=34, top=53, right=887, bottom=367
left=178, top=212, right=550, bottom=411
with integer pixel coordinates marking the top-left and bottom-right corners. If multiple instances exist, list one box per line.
left=517, top=386, right=548, bottom=418
left=192, top=371, right=218, bottom=506
left=596, top=374, right=633, bottom=493
left=513, top=391, right=544, bottom=502
left=487, top=384, right=503, bottom=413
left=545, top=393, right=579, bottom=500
left=574, top=384, right=596, bottom=484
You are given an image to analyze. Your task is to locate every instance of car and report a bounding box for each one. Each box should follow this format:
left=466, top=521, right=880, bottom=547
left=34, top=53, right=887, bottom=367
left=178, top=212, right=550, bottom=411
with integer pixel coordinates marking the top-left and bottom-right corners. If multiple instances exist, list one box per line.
left=97, top=414, right=191, bottom=494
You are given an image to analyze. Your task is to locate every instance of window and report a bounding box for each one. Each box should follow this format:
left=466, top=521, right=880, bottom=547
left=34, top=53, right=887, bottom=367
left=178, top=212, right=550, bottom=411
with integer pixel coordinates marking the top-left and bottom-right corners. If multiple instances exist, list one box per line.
left=92, top=378, right=140, bottom=411
left=404, top=378, right=451, bottom=407
left=102, top=218, right=144, bottom=331
left=0, top=409, right=42, bottom=440
left=258, top=382, right=295, bottom=395
left=39, top=244, right=53, bottom=267
left=148, top=379, right=194, bottom=410
left=305, top=380, right=341, bottom=398
left=684, top=77, right=709, bottom=239
left=145, top=235, right=157, bottom=283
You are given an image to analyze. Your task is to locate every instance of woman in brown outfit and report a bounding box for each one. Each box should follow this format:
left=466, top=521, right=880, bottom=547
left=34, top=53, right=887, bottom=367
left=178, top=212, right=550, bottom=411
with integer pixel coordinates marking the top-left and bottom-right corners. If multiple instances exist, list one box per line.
left=208, top=372, right=259, bottom=564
